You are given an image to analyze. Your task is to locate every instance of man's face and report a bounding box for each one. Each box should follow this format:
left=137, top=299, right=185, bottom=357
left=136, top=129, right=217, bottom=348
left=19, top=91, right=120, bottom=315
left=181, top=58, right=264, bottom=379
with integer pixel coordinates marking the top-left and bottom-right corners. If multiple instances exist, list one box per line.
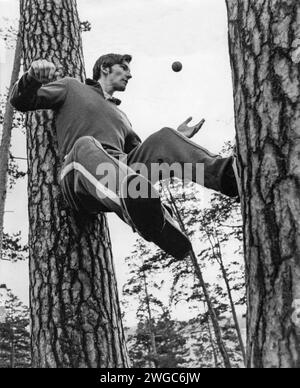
left=108, top=61, right=132, bottom=92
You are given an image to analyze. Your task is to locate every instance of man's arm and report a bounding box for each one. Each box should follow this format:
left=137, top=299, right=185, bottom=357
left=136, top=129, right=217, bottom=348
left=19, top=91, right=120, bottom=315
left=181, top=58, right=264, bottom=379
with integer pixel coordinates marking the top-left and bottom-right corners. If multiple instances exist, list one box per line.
left=10, top=60, right=68, bottom=112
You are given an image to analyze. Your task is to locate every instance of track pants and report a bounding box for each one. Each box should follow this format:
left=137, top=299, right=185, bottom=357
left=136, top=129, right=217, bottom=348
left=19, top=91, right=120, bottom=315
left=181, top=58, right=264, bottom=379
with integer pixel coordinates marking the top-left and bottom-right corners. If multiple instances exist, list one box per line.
left=60, top=127, right=236, bottom=222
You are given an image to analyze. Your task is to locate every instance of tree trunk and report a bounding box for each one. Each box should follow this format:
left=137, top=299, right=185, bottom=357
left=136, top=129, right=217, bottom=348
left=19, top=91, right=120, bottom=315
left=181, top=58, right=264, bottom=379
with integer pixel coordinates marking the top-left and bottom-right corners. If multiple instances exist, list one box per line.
left=205, top=305, right=219, bottom=368
left=226, top=0, right=300, bottom=368
left=10, top=326, right=15, bottom=368
left=210, top=234, right=246, bottom=366
left=0, top=23, right=22, bottom=262
left=164, top=184, right=232, bottom=368
left=20, top=0, right=129, bottom=367
left=142, top=269, right=158, bottom=368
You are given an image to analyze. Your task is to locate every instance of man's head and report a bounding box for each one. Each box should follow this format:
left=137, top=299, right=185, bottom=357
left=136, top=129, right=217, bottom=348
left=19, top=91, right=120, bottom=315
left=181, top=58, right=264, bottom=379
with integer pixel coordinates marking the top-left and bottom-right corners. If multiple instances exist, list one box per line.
left=93, top=53, right=132, bottom=93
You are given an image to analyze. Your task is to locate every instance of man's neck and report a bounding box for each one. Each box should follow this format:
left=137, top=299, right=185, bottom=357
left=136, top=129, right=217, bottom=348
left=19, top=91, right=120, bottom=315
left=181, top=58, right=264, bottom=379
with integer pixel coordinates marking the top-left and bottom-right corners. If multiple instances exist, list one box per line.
left=98, top=79, right=114, bottom=97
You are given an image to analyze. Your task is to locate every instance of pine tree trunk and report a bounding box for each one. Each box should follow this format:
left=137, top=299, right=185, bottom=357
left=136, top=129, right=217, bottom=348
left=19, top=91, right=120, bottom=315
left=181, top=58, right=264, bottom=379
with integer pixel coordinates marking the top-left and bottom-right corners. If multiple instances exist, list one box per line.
left=20, top=0, right=129, bottom=367
left=205, top=307, right=219, bottom=368
left=226, top=0, right=300, bottom=368
left=142, top=269, right=158, bottom=368
left=214, top=237, right=246, bottom=365
left=10, top=326, right=15, bottom=368
left=0, top=23, right=22, bottom=262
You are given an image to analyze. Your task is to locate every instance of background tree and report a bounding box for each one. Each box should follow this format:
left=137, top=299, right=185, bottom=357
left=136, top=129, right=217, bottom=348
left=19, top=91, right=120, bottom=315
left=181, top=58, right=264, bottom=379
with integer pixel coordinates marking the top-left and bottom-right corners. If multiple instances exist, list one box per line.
left=0, top=20, right=22, bottom=262
left=2, top=232, right=27, bottom=262
left=19, top=0, right=129, bottom=367
left=160, top=174, right=245, bottom=366
left=198, top=193, right=246, bottom=365
left=123, top=167, right=245, bottom=367
left=0, top=93, right=27, bottom=271
left=162, top=182, right=232, bottom=368
left=226, top=0, right=300, bottom=367
left=153, top=310, right=188, bottom=368
left=123, top=240, right=164, bottom=367
left=0, top=8, right=90, bottom=264
left=123, top=249, right=189, bottom=369
left=126, top=313, right=188, bottom=368
left=185, top=311, right=223, bottom=368
left=0, top=290, right=30, bottom=368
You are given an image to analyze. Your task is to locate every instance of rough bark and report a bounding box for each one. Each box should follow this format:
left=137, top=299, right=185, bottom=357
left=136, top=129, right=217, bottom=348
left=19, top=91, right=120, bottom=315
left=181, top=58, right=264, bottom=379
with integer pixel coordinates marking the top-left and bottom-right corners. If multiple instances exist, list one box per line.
left=0, top=23, right=22, bottom=262
left=20, top=0, right=129, bottom=367
left=226, top=0, right=300, bottom=368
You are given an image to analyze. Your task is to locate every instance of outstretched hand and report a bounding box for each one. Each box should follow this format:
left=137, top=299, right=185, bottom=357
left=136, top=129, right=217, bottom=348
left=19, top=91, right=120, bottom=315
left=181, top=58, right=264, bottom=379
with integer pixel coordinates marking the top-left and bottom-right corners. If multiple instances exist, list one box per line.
left=177, top=117, right=205, bottom=139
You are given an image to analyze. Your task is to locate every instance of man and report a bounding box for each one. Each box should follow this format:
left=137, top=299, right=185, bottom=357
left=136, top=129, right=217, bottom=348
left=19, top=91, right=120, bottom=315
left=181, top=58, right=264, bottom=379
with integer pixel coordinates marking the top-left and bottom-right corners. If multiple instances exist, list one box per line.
left=10, top=54, right=239, bottom=259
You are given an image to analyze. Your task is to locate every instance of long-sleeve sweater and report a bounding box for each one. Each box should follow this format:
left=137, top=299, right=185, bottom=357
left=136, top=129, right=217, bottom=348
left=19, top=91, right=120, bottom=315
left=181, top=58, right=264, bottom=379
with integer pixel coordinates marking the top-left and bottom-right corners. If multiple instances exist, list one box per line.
left=10, top=73, right=142, bottom=160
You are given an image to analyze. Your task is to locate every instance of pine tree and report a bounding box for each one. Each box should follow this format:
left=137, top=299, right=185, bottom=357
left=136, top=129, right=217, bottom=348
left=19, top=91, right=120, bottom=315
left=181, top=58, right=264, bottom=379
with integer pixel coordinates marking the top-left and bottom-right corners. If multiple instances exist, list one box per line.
left=157, top=175, right=246, bottom=367
left=0, top=291, right=30, bottom=368
left=2, top=232, right=27, bottom=262
left=161, top=181, right=233, bottom=368
left=154, top=310, right=187, bottom=368
left=197, top=193, right=246, bottom=365
left=123, top=240, right=189, bottom=368
left=0, top=18, right=22, bottom=261
left=18, top=0, right=129, bottom=367
left=226, top=0, right=300, bottom=367
left=123, top=240, right=164, bottom=367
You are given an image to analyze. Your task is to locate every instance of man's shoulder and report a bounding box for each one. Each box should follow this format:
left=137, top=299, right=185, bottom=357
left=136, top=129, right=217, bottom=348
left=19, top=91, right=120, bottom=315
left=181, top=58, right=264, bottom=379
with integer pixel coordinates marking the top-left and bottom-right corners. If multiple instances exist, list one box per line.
left=61, top=76, right=83, bottom=86
left=60, top=77, right=91, bottom=94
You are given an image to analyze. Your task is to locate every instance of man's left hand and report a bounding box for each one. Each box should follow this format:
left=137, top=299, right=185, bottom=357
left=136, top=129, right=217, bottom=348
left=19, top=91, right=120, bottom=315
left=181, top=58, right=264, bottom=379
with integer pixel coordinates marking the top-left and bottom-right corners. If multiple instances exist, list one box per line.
left=177, top=117, right=205, bottom=139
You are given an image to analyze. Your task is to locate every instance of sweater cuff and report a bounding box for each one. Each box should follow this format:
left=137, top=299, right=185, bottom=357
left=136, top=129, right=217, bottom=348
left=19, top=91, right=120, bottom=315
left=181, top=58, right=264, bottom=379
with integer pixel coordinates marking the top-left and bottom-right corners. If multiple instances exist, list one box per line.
left=22, top=72, right=43, bottom=90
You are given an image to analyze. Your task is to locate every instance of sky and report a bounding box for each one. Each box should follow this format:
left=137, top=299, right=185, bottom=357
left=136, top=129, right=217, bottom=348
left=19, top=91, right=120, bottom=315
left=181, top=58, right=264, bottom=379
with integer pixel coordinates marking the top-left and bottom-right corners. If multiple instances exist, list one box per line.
left=0, top=0, right=236, bottom=324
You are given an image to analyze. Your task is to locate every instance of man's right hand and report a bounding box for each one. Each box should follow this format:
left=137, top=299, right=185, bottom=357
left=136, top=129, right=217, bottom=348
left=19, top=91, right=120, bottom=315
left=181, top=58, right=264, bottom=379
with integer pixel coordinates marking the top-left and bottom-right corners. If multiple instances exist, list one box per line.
left=28, top=60, right=56, bottom=84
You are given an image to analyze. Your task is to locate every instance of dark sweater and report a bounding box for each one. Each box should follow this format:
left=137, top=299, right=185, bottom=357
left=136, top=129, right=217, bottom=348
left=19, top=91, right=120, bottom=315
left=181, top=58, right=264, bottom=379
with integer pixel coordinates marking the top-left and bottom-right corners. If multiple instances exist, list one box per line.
left=10, top=73, right=142, bottom=160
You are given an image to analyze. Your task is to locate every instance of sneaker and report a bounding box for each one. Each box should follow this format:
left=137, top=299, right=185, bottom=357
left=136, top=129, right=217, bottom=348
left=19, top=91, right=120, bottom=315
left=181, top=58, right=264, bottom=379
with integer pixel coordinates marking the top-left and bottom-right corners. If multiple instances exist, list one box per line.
left=220, top=148, right=240, bottom=199
left=154, top=206, right=192, bottom=259
left=120, top=174, right=192, bottom=259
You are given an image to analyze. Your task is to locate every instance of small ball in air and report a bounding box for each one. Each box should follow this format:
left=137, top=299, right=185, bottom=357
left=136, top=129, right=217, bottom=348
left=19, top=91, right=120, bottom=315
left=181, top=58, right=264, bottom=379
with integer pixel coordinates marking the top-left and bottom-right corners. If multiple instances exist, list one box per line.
left=172, top=61, right=182, bottom=72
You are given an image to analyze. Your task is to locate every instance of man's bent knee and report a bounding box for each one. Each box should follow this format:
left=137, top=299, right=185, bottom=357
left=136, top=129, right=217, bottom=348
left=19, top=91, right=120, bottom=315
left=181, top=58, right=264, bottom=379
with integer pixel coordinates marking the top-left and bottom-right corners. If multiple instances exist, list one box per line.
left=73, top=135, right=100, bottom=150
left=146, top=127, right=175, bottom=147
left=157, top=127, right=175, bottom=138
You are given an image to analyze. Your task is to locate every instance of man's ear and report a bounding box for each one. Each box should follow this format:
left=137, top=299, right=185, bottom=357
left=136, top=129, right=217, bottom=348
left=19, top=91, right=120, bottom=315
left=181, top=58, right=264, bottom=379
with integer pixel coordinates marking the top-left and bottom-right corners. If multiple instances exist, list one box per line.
left=100, top=64, right=110, bottom=76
